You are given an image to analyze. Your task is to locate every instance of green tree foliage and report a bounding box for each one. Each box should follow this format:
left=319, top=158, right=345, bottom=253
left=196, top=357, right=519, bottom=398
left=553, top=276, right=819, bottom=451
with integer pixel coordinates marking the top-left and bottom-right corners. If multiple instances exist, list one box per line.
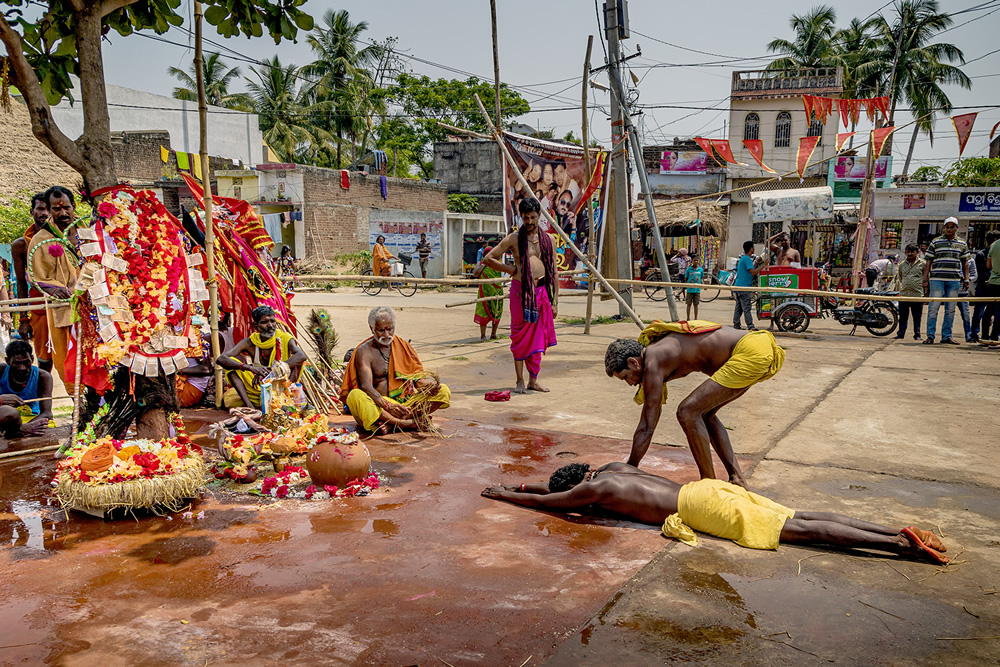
left=942, top=158, right=1000, bottom=187
left=910, top=165, right=941, bottom=182
left=766, top=5, right=840, bottom=69
left=168, top=52, right=253, bottom=110
left=0, top=190, right=91, bottom=243
left=447, top=194, right=479, bottom=214
left=0, top=0, right=313, bottom=190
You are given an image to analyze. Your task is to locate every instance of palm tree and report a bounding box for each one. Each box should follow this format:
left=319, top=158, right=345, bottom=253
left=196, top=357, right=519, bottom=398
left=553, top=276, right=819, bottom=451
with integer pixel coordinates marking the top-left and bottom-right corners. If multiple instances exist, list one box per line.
left=833, top=17, right=885, bottom=148
left=302, top=10, right=382, bottom=167
left=168, top=52, right=253, bottom=111
left=766, top=5, right=841, bottom=69
left=245, top=56, right=332, bottom=163
left=874, top=0, right=971, bottom=174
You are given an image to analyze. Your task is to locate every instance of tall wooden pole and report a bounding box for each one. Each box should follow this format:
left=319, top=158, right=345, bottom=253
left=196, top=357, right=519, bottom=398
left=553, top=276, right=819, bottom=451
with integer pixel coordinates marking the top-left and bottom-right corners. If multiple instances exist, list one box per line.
left=490, top=0, right=503, bottom=133
left=582, top=35, right=597, bottom=334
left=194, top=1, right=222, bottom=406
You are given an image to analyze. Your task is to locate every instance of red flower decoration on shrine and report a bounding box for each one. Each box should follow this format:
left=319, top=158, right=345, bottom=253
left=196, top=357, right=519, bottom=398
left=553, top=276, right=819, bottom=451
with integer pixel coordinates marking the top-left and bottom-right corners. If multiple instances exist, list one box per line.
left=47, top=244, right=64, bottom=258
left=275, top=484, right=289, bottom=499
left=97, top=201, right=118, bottom=219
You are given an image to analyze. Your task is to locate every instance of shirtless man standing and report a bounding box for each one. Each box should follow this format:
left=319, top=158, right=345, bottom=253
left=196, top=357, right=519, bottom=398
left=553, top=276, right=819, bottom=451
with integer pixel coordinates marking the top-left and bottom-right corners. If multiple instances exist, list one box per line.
left=768, top=231, right=801, bottom=266
left=481, top=198, right=558, bottom=394
left=606, top=321, right=785, bottom=488
left=481, top=462, right=949, bottom=564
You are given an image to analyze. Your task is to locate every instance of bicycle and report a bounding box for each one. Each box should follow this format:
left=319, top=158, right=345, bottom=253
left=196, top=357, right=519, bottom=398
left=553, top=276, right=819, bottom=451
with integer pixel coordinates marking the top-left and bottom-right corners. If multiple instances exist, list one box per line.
left=360, top=253, right=417, bottom=297
left=642, top=266, right=686, bottom=302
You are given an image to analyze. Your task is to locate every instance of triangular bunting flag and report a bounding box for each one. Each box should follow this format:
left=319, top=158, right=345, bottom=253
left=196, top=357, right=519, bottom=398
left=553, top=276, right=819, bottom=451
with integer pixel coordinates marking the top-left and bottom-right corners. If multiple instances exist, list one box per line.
left=863, top=99, right=877, bottom=122
left=817, top=97, right=834, bottom=124
left=991, top=120, right=1000, bottom=141
left=710, top=139, right=745, bottom=165
left=871, top=126, right=897, bottom=158
left=796, top=136, right=821, bottom=182
left=802, top=95, right=815, bottom=126
left=742, top=140, right=777, bottom=174
left=951, top=112, right=977, bottom=156
left=693, top=137, right=722, bottom=166
left=838, top=100, right=850, bottom=129
left=836, top=132, right=856, bottom=151
left=849, top=99, right=862, bottom=127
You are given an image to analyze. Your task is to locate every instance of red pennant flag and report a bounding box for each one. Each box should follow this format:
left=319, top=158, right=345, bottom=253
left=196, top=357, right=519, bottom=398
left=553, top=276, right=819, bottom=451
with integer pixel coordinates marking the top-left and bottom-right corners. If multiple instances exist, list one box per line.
left=849, top=99, right=862, bottom=126
left=710, top=139, right=744, bottom=165
left=951, top=112, right=977, bottom=156
left=991, top=120, right=1000, bottom=141
left=838, top=99, right=851, bottom=129
left=693, top=137, right=721, bottom=165
left=796, top=136, right=821, bottom=181
left=863, top=99, right=877, bottom=122
left=802, top=95, right=815, bottom=125
left=836, top=132, right=856, bottom=151
left=742, top=140, right=777, bottom=173
left=871, top=126, right=897, bottom=158
left=817, top=97, right=834, bottom=124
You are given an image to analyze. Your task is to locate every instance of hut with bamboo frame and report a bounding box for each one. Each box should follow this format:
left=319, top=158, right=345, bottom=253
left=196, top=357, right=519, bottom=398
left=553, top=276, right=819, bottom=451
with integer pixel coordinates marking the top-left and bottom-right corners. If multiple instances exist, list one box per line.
left=631, top=198, right=729, bottom=269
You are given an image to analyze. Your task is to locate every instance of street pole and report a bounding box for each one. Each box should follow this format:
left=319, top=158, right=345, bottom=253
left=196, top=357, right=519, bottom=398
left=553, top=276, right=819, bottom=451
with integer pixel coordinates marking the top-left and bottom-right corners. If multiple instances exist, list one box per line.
left=604, top=0, right=635, bottom=317
left=582, top=35, right=597, bottom=334
left=489, top=0, right=504, bottom=171
left=604, top=0, right=678, bottom=320
left=194, top=1, right=222, bottom=406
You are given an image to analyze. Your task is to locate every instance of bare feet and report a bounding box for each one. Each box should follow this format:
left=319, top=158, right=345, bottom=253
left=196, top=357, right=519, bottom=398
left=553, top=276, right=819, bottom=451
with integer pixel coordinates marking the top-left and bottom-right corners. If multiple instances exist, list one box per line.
left=514, top=381, right=527, bottom=394
left=490, top=334, right=499, bottom=340
left=480, top=336, right=487, bottom=342
left=900, top=528, right=949, bottom=564
left=907, top=526, right=947, bottom=552
left=527, top=380, right=549, bottom=392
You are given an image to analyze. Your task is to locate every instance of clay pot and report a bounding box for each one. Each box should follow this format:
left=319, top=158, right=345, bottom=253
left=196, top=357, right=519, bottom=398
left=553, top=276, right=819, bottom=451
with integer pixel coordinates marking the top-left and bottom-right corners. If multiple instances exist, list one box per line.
left=81, top=442, right=115, bottom=474
left=306, top=438, right=371, bottom=488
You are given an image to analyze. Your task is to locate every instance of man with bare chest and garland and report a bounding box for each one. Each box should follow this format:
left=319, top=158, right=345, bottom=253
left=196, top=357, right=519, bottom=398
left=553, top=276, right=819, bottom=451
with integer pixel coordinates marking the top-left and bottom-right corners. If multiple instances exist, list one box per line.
left=481, top=198, right=558, bottom=394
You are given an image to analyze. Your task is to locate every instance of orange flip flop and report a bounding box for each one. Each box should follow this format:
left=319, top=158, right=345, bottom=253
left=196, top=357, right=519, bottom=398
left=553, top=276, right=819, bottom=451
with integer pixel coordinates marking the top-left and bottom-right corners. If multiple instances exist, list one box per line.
left=901, top=527, right=949, bottom=564
left=907, top=526, right=946, bottom=552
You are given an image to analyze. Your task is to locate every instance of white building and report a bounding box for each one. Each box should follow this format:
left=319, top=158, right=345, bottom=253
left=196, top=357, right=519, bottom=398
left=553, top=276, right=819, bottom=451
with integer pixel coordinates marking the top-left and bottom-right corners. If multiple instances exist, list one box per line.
left=51, top=80, right=263, bottom=166
left=724, top=68, right=843, bottom=255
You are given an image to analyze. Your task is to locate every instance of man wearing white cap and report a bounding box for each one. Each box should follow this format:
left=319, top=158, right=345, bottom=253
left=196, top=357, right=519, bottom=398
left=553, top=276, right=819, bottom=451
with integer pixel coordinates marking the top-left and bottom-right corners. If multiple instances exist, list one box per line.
left=922, top=217, right=971, bottom=345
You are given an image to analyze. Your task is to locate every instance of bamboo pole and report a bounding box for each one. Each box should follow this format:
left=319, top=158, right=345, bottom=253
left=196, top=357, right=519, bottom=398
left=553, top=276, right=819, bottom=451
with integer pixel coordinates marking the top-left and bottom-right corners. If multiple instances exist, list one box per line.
left=445, top=294, right=506, bottom=308
left=67, top=320, right=85, bottom=444
left=581, top=35, right=596, bottom=335
left=0, top=444, right=61, bottom=461
left=472, top=93, right=643, bottom=329
left=194, top=0, right=223, bottom=409
left=283, top=269, right=586, bottom=285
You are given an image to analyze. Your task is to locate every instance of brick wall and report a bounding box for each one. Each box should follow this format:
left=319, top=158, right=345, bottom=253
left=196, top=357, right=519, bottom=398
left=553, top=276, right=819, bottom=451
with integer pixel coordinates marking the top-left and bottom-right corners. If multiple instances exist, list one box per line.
left=111, top=130, right=232, bottom=185
left=300, top=165, right=447, bottom=259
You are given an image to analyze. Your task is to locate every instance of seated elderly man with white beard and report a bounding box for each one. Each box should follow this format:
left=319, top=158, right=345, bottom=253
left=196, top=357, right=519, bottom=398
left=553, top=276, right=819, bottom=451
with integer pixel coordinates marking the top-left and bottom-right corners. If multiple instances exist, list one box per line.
left=339, top=306, right=451, bottom=433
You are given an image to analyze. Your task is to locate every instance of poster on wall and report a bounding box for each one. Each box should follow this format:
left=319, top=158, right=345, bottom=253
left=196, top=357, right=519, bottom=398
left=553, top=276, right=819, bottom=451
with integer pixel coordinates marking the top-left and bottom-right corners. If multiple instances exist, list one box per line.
left=370, top=221, right=442, bottom=261
left=903, top=194, right=926, bottom=210
left=502, top=131, right=607, bottom=238
left=832, top=155, right=890, bottom=181
left=659, top=150, right=708, bottom=174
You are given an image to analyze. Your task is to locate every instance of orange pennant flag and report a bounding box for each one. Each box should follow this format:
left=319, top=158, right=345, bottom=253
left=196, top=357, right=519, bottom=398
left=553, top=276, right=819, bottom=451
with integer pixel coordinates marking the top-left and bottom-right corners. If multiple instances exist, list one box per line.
left=710, top=139, right=744, bottom=165
left=816, top=97, right=834, bottom=124
left=693, top=137, right=721, bottom=165
left=991, top=120, right=1000, bottom=141
left=742, top=140, right=777, bottom=174
left=849, top=99, right=862, bottom=126
left=871, top=126, right=897, bottom=158
left=838, top=99, right=851, bottom=129
left=802, top=95, right=815, bottom=125
left=836, top=132, right=856, bottom=151
left=951, top=112, right=977, bottom=156
left=796, top=136, right=821, bottom=181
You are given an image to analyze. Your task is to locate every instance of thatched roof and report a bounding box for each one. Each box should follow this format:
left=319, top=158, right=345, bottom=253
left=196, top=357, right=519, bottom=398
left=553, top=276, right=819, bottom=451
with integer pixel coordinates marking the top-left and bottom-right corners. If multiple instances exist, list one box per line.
left=631, top=197, right=728, bottom=237
left=0, top=99, right=81, bottom=197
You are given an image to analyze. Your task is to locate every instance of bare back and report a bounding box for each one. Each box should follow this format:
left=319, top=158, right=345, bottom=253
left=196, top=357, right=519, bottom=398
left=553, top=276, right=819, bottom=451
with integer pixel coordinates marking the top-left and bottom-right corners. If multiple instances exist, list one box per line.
left=644, top=327, right=748, bottom=387
left=586, top=469, right=681, bottom=524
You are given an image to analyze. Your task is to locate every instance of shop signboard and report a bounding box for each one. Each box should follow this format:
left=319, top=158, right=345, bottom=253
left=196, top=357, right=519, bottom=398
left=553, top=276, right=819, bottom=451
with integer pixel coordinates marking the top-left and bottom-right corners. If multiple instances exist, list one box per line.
left=958, top=192, right=1000, bottom=213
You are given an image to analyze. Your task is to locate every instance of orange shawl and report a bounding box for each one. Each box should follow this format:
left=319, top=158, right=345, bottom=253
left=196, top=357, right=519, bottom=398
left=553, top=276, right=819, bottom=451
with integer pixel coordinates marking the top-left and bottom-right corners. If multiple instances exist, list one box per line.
left=373, top=243, right=393, bottom=277
left=340, top=336, right=424, bottom=402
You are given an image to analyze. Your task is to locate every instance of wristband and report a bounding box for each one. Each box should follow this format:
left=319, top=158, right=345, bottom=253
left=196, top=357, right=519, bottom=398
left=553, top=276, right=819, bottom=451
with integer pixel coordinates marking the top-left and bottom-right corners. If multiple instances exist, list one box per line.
left=519, top=483, right=525, bottom=492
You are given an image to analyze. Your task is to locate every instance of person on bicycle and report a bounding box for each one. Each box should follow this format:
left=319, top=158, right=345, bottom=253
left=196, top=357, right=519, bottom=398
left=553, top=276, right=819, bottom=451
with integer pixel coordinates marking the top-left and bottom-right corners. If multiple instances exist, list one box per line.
left=373, top=235, right=396, bottom=277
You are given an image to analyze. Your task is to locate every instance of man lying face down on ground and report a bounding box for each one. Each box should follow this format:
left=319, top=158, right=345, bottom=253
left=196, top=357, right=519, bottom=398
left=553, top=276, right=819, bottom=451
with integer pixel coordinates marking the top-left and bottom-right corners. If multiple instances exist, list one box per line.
left=482, top=463, right=949, bottom=564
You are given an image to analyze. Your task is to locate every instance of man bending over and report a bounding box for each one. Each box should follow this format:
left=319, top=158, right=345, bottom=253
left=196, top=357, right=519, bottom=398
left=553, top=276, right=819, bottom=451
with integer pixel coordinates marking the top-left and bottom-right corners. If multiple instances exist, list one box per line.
left=606, top=321, right=785, bottom=488
left=482, top=463, right=949, bottom=564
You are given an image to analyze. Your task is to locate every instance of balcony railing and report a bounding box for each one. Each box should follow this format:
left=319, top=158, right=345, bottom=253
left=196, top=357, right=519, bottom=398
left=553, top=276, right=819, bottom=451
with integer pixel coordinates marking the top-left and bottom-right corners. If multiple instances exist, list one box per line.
left=732, top=68, right=843, bottom=94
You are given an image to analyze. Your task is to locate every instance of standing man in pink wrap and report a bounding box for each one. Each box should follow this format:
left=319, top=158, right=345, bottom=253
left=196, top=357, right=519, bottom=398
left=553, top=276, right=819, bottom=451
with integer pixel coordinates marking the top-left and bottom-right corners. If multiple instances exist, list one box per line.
left=482, top=198, right=558, bottom=393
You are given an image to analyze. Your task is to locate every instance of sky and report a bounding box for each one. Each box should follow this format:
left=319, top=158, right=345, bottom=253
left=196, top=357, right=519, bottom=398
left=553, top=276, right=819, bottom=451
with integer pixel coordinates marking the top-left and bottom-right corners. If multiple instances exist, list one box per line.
left=57, top=0, right=1000, bottom=170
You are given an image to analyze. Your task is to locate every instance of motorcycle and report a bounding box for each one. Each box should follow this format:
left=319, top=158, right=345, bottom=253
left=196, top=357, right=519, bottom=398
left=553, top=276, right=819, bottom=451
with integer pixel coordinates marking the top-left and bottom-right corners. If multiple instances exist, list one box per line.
left=772, top=286, right=899, bottom=337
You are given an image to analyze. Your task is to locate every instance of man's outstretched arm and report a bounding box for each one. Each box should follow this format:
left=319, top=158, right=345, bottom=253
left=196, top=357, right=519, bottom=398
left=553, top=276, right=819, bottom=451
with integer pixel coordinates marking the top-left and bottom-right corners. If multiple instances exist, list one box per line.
left=627, top=376, right=664, bottom=467
left=482, top=483, right=604, bottom=511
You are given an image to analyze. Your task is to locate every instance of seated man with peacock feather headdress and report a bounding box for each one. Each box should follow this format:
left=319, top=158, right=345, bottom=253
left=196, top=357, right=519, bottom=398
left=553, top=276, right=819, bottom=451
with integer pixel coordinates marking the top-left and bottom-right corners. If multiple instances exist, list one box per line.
left=340, top=306, right=450, bottom=434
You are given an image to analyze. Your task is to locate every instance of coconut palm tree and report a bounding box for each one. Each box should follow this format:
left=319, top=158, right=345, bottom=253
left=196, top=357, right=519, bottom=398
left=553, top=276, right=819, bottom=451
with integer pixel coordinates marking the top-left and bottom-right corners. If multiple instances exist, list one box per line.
left=168, top=53, right=253, bottom=111
left=302, top=9, right=383, bottom=167
left=245, top=56, right=332, bottom=163
left=874, top=0, right=971, bottom=174
left=766, top=5, right=841, bottom=69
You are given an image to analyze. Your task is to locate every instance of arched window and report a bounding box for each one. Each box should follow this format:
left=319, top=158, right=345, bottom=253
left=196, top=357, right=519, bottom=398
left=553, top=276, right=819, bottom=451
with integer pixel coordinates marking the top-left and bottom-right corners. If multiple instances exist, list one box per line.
left=744, top=113, right=760, bottom=141
left=807, top=112, right=823, bottom=144
left=774, top=111, right=792, bottom=148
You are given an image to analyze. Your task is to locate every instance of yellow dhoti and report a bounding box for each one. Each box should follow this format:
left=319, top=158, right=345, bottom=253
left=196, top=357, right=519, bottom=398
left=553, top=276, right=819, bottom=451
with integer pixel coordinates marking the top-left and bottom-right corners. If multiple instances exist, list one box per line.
left=710, top=329, right=785, bottom=389
left=346, top=385, right=451, bottom=430
left=662, top=478, right=796, bottom=550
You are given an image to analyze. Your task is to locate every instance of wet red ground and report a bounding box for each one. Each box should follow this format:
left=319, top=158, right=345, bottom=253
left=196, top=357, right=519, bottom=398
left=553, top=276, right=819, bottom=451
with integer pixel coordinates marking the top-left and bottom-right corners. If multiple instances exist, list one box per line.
left=0, top=417, right=735, bottom=665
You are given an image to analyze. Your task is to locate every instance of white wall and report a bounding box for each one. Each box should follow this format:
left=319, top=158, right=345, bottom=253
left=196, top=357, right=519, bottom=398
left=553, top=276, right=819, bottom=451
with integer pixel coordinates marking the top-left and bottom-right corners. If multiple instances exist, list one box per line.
left=51, top=81, right=262, bottom=165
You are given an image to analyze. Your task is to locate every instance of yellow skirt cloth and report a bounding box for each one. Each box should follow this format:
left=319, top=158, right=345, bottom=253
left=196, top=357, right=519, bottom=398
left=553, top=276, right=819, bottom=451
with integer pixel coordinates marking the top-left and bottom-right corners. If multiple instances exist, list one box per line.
left=710, top=330, right=785, bottom=389
left=668, top=478, right=796, bottom=550
left=346, top=385, right=451, bottom=430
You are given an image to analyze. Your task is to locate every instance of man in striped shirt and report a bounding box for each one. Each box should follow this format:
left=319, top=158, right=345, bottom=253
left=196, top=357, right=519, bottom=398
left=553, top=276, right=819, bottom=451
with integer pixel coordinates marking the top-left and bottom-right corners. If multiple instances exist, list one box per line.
left=921, top=217, right=971, bottom=345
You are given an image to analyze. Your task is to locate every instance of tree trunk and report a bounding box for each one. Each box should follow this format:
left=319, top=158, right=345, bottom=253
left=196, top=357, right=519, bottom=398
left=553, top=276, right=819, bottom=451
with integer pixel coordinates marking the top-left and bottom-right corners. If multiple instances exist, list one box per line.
left=336, top=128, right=342, bottom=168
left=74, top=8, right=118, bottom=191
left=901, top=123, right=920, bottom=177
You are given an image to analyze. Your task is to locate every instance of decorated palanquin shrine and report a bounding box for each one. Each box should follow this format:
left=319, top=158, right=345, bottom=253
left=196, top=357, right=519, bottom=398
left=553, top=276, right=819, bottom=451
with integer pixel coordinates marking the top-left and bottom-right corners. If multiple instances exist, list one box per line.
left=44, top=185, right=371, bottom=519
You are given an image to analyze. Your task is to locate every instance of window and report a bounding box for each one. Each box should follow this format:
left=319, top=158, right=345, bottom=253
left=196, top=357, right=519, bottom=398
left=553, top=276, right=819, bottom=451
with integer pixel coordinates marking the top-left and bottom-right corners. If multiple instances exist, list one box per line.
left=752, top=221, right=783, bottom=244
left=807, top=112, right=823, bottom=145
left=744, top=113, right=760, bottom=141
left=881, top=221, right=903, bottom=249
left=775, top=112, right=792, bottom=148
